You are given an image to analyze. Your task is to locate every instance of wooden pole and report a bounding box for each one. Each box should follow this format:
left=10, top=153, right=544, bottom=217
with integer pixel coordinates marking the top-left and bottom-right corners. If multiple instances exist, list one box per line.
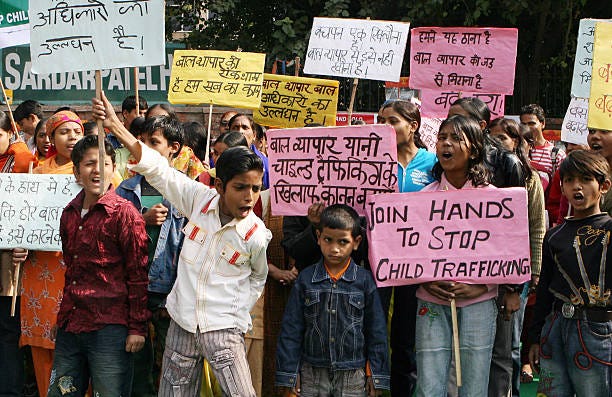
left=205, top=103, right=213, bottom=164
left=0, top=79, right=19, bottom=134
left=451, top=298, right=462, bottom=387
left=133, top=67, right=140, bottom=115
left=95, top=70, right=107, bottom=194
left=10, top=260, right=21, bottom=317
left=294, top=56, right=300, bottom=77
left=347, top=78, right=359, bottom=124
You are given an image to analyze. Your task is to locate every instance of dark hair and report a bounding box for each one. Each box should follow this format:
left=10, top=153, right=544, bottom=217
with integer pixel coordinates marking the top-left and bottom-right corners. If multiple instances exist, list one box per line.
left=216, top=131, right=248, bottom=148
left=14, top=100, right=44, bottom=122
left=142, top=116, right=184, bottom=158
left=351, top=119, right=366, bottom=126
left=318, top=204, right=361, bottom=238
left=34, top=117, right=46, bottom=136
left=432, top=115, right=490, bottom=187
left=145, top=103, right=177, bottom=120
left=450, top=97, right=491, bottom=127
left=379, top=99, right=427, bottom=149
left=183, top=121, right=208, bottom=161
left=0, top=110, right=12, bottom=132
left=53, top=106, right=80, bottom=116
left=253, top=123, right=266, bottom=141
left=304, top=123, right=323, bottom=127
left=489, top=117, right=534, bottom=181
left=560, top=150, right=610, bottom=186
left=129, top=117, right=146, bottom=138
left=122, top=95, right=148, bottom=113
left=83, top=121, right=98, bottom=136
left=519, top=104, right=545, bottom=123
left=228, top=113, right=254, bottom=131
left=215, top=146, right=263, bottom=190
left=71, top=134, right=115, bottom=168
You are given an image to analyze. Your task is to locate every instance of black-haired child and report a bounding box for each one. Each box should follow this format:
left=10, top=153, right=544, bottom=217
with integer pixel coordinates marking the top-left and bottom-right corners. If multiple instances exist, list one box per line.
left=276, top=204, right=390, bottom=397
left=92, top=92, right=271, bottom=397
left=528, top=150, right=612, bottom=397
left=48, top=135, right=149, bottom=396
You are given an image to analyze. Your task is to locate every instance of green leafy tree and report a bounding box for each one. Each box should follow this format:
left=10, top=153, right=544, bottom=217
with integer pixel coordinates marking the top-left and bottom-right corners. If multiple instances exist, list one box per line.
left=167, top=0, right=611, bottom=116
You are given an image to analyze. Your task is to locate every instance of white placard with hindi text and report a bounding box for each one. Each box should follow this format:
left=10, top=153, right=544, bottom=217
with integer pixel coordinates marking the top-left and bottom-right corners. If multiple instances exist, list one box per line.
left=29, top=0, right=165, bottom=74
left=561, top=97, right=589, bottom=145
left=0, top=174, right=81, bottom=251
left=571, top=19, right=612, bottom=98
left=304, top=17, right=410, bottom=82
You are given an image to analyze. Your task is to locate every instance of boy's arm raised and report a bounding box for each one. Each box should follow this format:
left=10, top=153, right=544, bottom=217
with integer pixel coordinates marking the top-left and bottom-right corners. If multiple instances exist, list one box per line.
left=92, top=91, right=209, bottom=217
left=92, top=91, right=142, bottom=162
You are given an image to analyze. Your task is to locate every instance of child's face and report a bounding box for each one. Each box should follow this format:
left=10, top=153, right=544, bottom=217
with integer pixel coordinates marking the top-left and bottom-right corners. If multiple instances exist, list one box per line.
left=378, top=106, right=417, bottom=147
left=489, top=125, right=517, bottom=153
left=17, top=114, right=38, bottom=136
left=35, top=125, right=51, bottom=157
left=561, top=172, right=610, bottom=219
left=436, top=124, right=471, bottom=175
left=74, top=147, right=115, bottom=200
left=215, top=170, right=263, bottom=220
left=142, top=129, right=179, bottom=161
left=588, top=129, right=612, bottom=162
left=316, top=227, right=362, bottom=268
left=51, top=121, right=83, bottom=162
left=212, top=141, right=228, bottom=164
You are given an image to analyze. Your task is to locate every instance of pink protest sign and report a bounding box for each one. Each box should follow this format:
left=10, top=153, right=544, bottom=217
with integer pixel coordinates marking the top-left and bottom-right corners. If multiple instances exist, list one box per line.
left=268, top=124, right=398, bottom=216
left=420, top=88, right=505, bottom=119
left=410, top=27, right=518, bottom=94
left=367, top=188, right=530, bottom=287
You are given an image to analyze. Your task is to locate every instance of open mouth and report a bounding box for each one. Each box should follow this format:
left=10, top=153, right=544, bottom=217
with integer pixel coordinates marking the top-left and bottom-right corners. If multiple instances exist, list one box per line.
left=591, top=143, right=602, bottom=150
left=441, top=152, right=452, bottom=159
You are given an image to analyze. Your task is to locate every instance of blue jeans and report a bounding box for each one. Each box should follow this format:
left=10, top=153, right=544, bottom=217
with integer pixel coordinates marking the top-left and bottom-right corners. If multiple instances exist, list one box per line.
left=48, top=325, right=134, bottom=397
left=537, top=313, right=612, bottom=397
left=415, top=298, right=497, bottom=397
left=300, top=362, right=367, bottom=397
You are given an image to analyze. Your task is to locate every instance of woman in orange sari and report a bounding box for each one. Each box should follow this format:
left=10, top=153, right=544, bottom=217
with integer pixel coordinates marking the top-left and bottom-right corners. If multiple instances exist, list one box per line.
left=20, top=111, right=83, bottom=397
left=0, top=110, right=36, bottom=396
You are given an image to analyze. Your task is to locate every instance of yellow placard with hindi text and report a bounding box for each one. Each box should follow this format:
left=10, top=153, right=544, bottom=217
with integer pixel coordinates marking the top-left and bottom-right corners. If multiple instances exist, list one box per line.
left=168, top=50, right=265, bottom=108
left=588, top=22, right=612, bottom=130
left=253, top=74, right=339, bottom=128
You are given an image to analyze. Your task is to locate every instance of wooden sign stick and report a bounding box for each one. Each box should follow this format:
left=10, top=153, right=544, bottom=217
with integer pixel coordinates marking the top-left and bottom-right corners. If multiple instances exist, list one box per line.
left=0, top=79, right=19, bottom=134
left=347, top=77, right=359, bottom=124
left=205, top=103, right=213, bottom=164
left=134, top=67, right=140, bottom=115
left=95, top=70, right=107, bottom=194
left=451, top=298, right=462, bottom=387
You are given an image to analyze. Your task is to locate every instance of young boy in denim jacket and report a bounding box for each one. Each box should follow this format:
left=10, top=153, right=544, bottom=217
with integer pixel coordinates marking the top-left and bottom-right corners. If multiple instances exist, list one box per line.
left=528, top=150, right=612, bottom=397
left=48, top=135, right=150, bottom=396
left=276, top=204, right=390, bottom=396
left=92, top=92, right=271, bottom=397
left=115, top=116, right=187, bottom=394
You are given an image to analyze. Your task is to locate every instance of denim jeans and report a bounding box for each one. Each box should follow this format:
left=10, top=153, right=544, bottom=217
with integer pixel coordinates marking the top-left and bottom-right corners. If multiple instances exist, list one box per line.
left=299, top=362, right=367, bottom=397
left=511, top=291, right=528, bottom=397
left=537, top=313, right=612, bottom=397
left=48, top=325, right=134, bottom=397
left=415, top=298, right=497, bottom=397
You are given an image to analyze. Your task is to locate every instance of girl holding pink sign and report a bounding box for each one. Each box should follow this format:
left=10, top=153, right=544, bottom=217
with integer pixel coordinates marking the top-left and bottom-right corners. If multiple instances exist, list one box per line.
left=415, top=115, right=498, bottom=397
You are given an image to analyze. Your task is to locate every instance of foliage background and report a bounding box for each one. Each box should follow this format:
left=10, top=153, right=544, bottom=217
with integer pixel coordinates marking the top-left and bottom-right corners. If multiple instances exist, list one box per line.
left=167, top=0, right=612, bottom=117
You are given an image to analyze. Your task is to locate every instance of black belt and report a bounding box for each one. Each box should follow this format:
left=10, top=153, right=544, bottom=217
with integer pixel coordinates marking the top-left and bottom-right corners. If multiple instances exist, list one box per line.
left=553, top=301, right=612, bottom=322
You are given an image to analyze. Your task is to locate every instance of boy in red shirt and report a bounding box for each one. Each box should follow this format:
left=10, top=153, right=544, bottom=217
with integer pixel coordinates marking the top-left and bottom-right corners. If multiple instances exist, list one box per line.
left=47, top=135, right=149, bottom=396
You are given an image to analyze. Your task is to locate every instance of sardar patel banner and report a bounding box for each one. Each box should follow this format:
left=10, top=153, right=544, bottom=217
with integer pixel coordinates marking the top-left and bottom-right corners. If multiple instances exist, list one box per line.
left=367, top=188, right=531, bottom=287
